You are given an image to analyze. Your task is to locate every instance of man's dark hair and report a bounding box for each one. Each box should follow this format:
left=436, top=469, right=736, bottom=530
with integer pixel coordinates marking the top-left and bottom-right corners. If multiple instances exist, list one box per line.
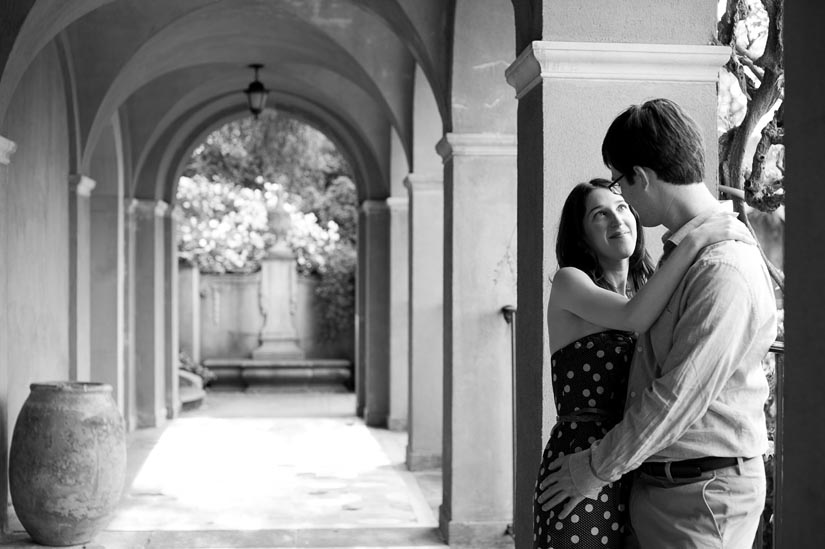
left=601, top=98, right=705, bottom=185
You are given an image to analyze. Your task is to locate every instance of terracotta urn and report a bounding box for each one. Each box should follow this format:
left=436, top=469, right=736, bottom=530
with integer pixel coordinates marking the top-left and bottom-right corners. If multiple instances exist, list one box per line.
left=9, top=382, right=126, bottom=546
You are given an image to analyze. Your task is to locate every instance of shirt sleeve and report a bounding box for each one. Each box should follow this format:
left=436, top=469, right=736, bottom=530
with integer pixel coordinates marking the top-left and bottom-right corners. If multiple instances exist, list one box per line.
left=585, top=254, right=764, bottom=483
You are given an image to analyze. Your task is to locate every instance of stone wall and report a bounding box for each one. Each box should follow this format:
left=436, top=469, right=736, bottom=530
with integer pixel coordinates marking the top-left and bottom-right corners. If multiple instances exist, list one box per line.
left=180, top=269, right=354, bottom=362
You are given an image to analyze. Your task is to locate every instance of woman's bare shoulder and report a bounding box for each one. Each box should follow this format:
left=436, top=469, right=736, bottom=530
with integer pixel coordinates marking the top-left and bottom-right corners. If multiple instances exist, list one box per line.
left=549, top=267, right=591, bottom=304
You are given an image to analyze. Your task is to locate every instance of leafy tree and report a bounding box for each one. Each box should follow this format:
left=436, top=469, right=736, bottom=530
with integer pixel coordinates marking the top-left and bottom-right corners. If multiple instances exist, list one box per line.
left=717, top=0, right=784, bottom=290
left=178, top=111, right=358, bottom=342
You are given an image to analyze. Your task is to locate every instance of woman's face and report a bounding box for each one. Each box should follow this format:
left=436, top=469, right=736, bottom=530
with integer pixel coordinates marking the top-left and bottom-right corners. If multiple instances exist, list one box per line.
left=582, top=188, right=638, bottom=264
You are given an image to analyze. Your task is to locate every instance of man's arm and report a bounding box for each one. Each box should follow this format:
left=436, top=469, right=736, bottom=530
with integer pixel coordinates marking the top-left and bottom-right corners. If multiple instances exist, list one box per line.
left=539, top=253, right=766, bottom=516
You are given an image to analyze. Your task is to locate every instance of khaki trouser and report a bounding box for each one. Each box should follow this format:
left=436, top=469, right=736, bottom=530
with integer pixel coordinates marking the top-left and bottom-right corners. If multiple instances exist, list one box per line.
left=629, top=457, right=765, bottom=548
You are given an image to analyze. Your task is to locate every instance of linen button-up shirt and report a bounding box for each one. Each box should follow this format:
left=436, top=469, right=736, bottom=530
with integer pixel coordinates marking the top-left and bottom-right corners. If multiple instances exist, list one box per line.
left=569, top=208, right=778, bottom=495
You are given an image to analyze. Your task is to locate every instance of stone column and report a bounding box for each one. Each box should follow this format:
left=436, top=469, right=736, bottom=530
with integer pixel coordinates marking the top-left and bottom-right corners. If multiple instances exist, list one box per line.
left=405, top=174, right=444, bottom=470
left=132, top=199, right=168, bottom=428
left=252, top=241, right=304, bottom=360
left=387, top=196, right=409, bottom=431
left=68, top=175, right=96, bottom=382
left=91, top=194, right=127, bottom=417
left=178, top=262, right=201, bottom=364
left=505, top=40, right=729, bottom=544
left=355, top=207, right=368, bottom=417
left=163, top=207, right=181, bottom=418
left=0, top=135, right=16, bottom=532
left=781, top=6, right=824, bottom=545
left=124, top=200, right=138, bottom=430
left=438, top=133, right=517, bottom=547
left=361, top=200, right=391, bottom=427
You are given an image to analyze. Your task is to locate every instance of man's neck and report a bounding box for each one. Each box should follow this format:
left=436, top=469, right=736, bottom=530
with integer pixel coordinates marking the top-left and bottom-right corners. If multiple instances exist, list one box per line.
left=659, top=182, right=720, bottom=233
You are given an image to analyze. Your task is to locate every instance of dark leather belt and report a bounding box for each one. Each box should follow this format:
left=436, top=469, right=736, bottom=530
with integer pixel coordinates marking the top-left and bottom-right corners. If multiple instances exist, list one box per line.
left=639, top=456, right=750, bottom=479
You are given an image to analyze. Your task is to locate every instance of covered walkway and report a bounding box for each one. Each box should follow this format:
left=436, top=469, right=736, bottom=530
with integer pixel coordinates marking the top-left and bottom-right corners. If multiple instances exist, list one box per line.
left=2, top=388, right=447, bottom=549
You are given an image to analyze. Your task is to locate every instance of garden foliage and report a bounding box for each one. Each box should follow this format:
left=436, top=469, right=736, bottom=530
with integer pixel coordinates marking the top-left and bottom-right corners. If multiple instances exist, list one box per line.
left=177, top=111, right=358, bottom=342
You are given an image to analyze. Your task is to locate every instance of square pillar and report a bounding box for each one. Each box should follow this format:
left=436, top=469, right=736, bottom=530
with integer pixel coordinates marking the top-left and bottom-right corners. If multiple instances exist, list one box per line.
left=405, top=174, right=444, bottom=471
left=164, top=208, right=180, bottom=419
left=131, top=199, right=168, bottom=428
left=69, top=175, right=96, bottom=382
left=355, top=207, right=368, bottom=417
left=781, top=6, right=825, bottom=546
left=178, top=263, right=201, bottom=364
left=91, top=194, right=127, bottom=417
left=505, top=41, right=730, bottom=545
left=361, top=200, right=391, bottom=427
left=387, top=196, right=409, bottom=431
left=438, top=133, right=517, bottom=547
left=0, top=135, right=16, bottom=532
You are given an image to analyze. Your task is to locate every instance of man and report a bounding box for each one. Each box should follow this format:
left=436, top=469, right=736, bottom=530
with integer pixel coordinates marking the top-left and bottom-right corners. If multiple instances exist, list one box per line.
left=537, top=98, right=777, bottom=547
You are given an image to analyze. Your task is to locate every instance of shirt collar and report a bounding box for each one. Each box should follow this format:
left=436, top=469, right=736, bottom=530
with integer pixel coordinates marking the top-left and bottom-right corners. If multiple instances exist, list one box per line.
left=661, top=200, right=735, bottom=249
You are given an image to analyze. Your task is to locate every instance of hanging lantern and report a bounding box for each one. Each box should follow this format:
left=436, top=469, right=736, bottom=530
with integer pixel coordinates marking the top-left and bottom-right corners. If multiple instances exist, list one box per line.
left=244, top=63, right=269, bottom=118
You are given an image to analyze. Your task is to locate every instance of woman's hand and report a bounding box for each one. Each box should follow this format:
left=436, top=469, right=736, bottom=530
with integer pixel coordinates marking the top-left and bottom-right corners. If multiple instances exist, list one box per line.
left=684, top=212, right=755, bottom=250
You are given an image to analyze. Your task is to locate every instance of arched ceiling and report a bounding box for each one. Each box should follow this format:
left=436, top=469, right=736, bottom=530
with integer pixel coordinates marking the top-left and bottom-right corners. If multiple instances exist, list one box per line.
left=0, top=0, right=453, bottom=201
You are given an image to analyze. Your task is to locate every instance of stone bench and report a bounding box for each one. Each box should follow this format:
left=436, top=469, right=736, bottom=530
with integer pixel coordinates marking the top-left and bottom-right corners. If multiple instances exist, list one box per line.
left=202, top=358, right=353, bottom=388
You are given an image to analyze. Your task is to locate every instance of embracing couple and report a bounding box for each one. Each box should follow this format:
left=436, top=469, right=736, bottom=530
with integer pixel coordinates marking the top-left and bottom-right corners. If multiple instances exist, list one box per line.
left=532, top=98, right=777, bottom=548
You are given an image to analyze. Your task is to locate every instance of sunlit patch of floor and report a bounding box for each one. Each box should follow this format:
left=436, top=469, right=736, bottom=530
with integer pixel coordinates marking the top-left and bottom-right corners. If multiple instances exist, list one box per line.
left=108, top=391, right=438, bottom=532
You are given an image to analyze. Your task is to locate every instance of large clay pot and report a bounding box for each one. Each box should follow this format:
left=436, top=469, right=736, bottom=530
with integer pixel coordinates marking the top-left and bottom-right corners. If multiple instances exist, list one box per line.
left=9, top=382, right=126, bottom=546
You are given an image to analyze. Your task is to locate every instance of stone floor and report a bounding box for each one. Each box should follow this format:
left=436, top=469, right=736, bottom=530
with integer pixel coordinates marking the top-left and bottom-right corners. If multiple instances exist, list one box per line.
left=2, top=386, right=446, bottom=549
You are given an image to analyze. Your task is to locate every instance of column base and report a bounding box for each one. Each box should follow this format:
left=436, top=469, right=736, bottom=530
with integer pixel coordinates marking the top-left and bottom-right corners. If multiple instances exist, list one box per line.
left=406, top=447, right=442, bottom=471
left=388, top=416, right=407, bottom=431
left=438, top=508, right=514, bottom=549
left=137, top=406, right=168, bottom=429
left=364, top=408, right=387, bottom=427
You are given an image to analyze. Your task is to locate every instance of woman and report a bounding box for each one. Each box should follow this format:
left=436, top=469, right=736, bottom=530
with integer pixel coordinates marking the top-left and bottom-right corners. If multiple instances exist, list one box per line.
left=532, top=179, right=751, bottom=548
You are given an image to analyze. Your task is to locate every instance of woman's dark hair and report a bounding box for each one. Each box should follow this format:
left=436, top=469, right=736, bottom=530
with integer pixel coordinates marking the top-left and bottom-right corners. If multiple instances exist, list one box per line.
left=556, top=180, right=654, bottom=294
left=601, top=98, right=704, bottom=186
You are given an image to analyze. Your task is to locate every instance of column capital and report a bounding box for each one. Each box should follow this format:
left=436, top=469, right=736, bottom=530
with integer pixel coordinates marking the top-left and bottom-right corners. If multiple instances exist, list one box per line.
left=506, top=41, right=730, bottom=99
left=170, top=205, right=184, bottom=221
left=403, top=173, right=443, bottom=193
left=130, top=198, right=169, bottom=217
left=0, top=135, right=17, bottom=165
left=361, top=199, right=389, bottom=214
left=69, top=174, right=97, bottom=197
left=435, top=133, right=517, bottom=162
left=386, top=196, right=409, bottom=211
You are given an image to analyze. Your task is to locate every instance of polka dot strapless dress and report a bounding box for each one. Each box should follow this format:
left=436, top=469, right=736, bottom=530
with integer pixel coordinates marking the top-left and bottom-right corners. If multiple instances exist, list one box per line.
left=533, top=330, right=636, bottom=549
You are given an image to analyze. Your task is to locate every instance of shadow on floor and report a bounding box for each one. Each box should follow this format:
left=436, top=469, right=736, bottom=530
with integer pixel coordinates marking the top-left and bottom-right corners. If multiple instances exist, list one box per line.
left=3, top=385, right=446, bottom=549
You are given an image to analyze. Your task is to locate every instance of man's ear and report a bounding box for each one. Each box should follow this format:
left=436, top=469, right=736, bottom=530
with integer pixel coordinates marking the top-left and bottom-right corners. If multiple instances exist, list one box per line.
left=632, top=166, right=654, bottom=190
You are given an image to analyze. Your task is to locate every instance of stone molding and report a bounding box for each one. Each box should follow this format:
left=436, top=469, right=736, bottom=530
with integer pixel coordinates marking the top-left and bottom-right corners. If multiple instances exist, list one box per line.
left=361, top=199, right=389, bottom=214
left=435, top=133, right=517, bottom=162
left=170, top=205, right=184, bottom=222
left=69, top=174, right=97, bottom=197
left=131, top=198, right=169, bottom=218
left=505, top=41, right=731, bottom=99
left=386, top=196, right=409, bottom=211
left=403, top=173, right=443, bottom=193
left=0, top=135, right=17, bottom=165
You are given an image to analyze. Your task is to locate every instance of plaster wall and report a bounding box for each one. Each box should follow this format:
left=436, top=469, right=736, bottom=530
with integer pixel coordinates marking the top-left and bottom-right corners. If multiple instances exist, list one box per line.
left=1, top=42, right=71, bottom=438
left=451, top=1, right=518, bottom=134
left=543, top=1, right=716, bottom=45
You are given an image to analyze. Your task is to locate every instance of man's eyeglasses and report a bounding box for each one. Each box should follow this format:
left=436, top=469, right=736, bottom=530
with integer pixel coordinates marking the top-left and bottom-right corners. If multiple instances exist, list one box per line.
left=593, top=174, right=624, bottom=194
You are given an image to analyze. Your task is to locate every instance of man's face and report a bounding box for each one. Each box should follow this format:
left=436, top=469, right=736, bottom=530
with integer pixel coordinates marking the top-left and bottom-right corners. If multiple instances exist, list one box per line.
left=610, top=167, right=657, bottom=227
